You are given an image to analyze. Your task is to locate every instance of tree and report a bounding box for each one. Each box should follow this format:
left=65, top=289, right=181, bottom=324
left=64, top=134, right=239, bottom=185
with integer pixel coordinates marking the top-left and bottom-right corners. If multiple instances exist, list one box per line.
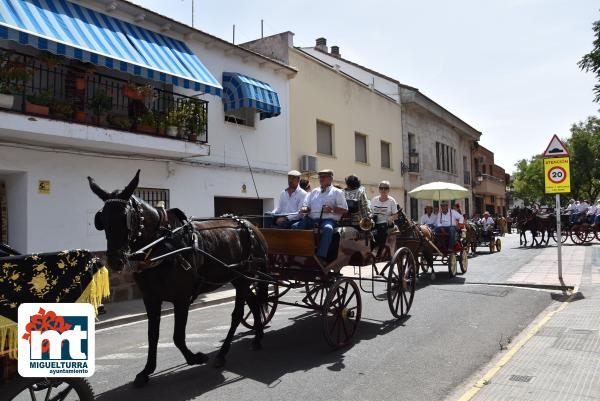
left=566, top=116, right=600, bottom=202
left=512, top=155, right=554, bottom=206
left=579, top=16, right=600, bottom=102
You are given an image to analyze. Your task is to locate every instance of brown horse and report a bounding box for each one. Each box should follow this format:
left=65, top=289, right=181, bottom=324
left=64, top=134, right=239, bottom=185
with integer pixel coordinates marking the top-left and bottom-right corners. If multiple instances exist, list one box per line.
left=395, top=210, right=435, bottom=276
left=89, top=170, right=269, bottom=386
left=497, top=216, right=507, bottom=236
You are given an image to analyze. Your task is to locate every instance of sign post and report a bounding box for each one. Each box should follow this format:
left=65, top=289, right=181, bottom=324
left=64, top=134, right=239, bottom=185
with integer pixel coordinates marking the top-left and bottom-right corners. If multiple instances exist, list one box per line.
left=543, top=134, right=570, bottom=281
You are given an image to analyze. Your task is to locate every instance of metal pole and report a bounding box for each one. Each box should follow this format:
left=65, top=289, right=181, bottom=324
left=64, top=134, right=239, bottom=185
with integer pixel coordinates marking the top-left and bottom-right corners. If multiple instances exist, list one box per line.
left=233, top=24, right=235, bottom=44
left=556, top=193, right=562, bottom=279
left=261, top=19, right=264, bottom=38
left=191, top=0, right=194, bottom=27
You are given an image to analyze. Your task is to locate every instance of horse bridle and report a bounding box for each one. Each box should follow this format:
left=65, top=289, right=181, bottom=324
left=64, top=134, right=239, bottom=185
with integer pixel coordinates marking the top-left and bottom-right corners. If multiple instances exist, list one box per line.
left=102, top=196, right=145, bottom=254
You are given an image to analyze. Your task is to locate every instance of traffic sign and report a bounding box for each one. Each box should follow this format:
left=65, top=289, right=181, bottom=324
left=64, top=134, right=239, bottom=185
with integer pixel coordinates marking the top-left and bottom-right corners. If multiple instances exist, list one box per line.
left=543, top=134, right=569, bottom=158
left=544, top=157, right=570, bottom=193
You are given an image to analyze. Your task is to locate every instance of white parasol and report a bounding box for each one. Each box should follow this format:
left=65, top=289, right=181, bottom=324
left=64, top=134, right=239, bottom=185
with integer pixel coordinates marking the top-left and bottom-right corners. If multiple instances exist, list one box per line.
left=408, top=181, right=469, bottom=201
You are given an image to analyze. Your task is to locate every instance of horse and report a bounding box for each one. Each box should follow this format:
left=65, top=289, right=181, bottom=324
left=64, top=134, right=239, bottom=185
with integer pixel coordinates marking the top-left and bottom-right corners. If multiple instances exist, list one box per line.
left=510, top=207, right=554, bottom=247
left=395, top=210, right=435, bottom=277
left=88, top=170, right=269, bottom=387
left=497, top=216, right=507, bottom=236
left=464, top=221, right=479, bottom=255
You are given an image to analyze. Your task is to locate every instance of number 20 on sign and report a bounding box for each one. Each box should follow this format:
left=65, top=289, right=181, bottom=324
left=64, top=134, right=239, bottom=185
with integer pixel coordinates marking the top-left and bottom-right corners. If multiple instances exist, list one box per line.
left=544, top=157, right=571, bottom=194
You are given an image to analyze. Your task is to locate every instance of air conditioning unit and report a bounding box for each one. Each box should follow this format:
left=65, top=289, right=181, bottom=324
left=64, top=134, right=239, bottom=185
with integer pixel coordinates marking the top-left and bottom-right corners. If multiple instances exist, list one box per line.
left=300, top=155, right=318, bottom=173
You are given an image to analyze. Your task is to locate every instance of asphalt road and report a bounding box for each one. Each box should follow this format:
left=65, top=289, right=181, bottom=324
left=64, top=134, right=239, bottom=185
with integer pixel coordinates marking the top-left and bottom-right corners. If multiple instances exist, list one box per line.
left=90, top=233, right=558, bottom=401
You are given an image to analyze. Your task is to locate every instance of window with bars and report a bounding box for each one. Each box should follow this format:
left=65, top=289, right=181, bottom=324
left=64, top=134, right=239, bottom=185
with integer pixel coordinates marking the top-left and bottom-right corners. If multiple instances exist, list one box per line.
left=436, top=141, right=457, bottom=173
left=134, top=187, right=170, bottom=208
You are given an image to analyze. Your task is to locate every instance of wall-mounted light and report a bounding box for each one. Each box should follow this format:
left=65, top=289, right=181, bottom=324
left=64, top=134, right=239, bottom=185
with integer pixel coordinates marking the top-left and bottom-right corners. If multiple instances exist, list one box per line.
left=241, top=184, right=247, bottom=193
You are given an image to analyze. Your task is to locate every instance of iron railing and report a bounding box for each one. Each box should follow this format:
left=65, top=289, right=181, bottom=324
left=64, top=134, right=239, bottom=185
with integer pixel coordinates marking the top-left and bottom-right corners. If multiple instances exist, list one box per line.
left=408, top=152, right=419, bottom=173
left=0, top=48, right=208, bottom=143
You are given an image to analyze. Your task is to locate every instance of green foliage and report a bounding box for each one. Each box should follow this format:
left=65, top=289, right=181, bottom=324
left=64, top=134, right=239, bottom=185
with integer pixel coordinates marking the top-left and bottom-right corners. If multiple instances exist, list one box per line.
left=89, top=90, right=112, bottom=116
left=49, top=99, right=73, bottom=116
left=512, top=155, right=554, bottom=206
left=565, top=116, right=600, bottom=201
left=0, top=60, right=32, bottom=94
left=579, top=16, right=600, bottom=102
left=107, top=114, right=132, bottom=130
left=26, top=91, right=52, bottom=106
left=136, top=111, right=157, bottom=126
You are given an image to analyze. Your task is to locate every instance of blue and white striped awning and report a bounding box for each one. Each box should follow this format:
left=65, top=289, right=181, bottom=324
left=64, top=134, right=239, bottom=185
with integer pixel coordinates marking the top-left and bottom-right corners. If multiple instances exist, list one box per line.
left=222, top=72, right=281, bottom=120
left=0, top=0, right=222, bottom=95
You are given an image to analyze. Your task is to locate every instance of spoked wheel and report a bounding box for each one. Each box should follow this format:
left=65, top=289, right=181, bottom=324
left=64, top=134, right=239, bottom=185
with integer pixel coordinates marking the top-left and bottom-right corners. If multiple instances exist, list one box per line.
left=584, top=226, right=595, bottom=243
left=241, top=282, right=279, bottom=330
left=552, top=229, right=569, bottom=244
left=495, top=238, right=502, bottom=252
left=570, top=225, right=588, bottom=245
left=595, top=226, right=600, bottom=242
left=322, top=278, right=362, bottom=348
left=387, top=247, right=416, bottom=318
left=304, top=281, right=331, bottom=307
left=447, top=253, right=457, bottom=277
left=3, top=377, right=95, bottom=401
left=459, top=249, right=468, bottom=274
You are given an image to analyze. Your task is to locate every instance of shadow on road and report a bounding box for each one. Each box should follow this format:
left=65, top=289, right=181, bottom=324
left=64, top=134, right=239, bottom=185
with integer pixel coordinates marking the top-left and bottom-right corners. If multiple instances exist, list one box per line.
left=96, top=310, right=407, bottom=401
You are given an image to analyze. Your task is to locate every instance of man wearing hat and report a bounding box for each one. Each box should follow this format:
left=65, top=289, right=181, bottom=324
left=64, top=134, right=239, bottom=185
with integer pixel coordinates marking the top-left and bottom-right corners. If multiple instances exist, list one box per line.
left=434, top=200, right=460, bottom=252
left=267, top=170, right=307, bottom=228
left=480, top=211, right=495, bottom=231
left=292, top=169, right=348, bottom=262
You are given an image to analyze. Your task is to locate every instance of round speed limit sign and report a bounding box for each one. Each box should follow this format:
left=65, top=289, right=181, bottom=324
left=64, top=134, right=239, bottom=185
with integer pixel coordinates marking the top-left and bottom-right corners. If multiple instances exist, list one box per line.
left=548, top=166, right=567, bottom=184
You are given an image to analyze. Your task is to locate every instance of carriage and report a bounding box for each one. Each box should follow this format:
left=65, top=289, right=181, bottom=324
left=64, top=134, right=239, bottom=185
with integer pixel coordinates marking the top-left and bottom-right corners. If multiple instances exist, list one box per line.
left=469, top=221, right=502, bottom=253
left=245, top=225, right=417, bottom=348
left=0, top=246, right=110, bottom=401
left=552, top=213, right=600, bottom=245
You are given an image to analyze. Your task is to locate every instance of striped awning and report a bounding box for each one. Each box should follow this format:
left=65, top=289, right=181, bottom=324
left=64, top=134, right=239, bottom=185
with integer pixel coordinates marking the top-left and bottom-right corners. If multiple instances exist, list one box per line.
left=222, top=72, right=281, bottom=120
left=0, top=0, right=222, bottom=95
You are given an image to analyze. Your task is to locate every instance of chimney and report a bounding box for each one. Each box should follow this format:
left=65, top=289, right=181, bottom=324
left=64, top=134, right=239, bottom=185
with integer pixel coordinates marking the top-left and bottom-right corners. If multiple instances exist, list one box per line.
left=315, top=37, right=328, bottom=52
left=331, top=46, right=340, bottom=58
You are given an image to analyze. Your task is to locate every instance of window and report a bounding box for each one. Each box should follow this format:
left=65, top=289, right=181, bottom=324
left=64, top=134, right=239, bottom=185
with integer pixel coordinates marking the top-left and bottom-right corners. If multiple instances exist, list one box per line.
left=408, top=133, right=416, bottom=153
left=224, top=107, right=256, bottom=127
left=482, top=164, right=486, bottom=174
left=435, top=142, right=457, bottom=173
left=436, top=143, right=441, bottom=170
left=355, top=133, right=367, bottom=163
left=381, top=141, right=391, bottom=168
left=317, top=121, right=333, bottom=155
left=410, top=198, right=418, bottom=221
left=135, top=187, right=170, bottom=209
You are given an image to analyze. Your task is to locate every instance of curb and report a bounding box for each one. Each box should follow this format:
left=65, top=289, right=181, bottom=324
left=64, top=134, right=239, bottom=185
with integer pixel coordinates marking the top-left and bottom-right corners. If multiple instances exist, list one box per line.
left=465, top=281, right=575, bottom=292
left=96, top=294, right=237, bottom=330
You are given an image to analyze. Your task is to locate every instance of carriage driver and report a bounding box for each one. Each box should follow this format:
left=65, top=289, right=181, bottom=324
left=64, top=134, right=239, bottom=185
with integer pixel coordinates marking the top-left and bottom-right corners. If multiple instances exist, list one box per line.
left=292, top=169, right=348, bottom=262
left=420, top=205, right=436, bottom=229
left=266, top=170, right=307, bottom=228
left=480, top=211, right=495, bottom=231
left=434, top=200, right=460, bottom=252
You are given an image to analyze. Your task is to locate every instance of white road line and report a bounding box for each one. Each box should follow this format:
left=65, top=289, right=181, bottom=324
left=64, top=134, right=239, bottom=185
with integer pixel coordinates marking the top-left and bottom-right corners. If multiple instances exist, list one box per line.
left=97, top=353, right=146, bottom=360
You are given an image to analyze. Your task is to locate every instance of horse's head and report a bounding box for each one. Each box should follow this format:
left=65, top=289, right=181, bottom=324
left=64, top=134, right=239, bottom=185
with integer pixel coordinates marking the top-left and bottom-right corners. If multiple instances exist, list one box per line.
left=88, top=170, right=143, bottom=271
left=395, top=207, right=409, bottom=229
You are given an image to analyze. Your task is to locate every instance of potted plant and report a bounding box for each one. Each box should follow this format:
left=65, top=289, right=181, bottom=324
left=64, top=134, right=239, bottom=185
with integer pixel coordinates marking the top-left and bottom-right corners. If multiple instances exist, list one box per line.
left=135, top=111, right=157, bottom=134
left=107, top=114, right=133, bottom=130
left=0, top=64, right=32, bottom=109
left=179, top=99, right=207, bottom=142
left=49, top=99, right=73, bottom=119
left=25, top=91, right=52, bottom=116
left=123, top=83, right=154, bottom=101
left=89, top=90, right=112, bottom=125
left=164, top=108, right=180, bottom=137
left=74, top=77, right=86, bottom=91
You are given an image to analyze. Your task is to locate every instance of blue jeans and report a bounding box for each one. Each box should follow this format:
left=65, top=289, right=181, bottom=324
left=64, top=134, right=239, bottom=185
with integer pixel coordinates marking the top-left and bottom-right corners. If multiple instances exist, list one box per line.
left=264, top=216, right=294, bottom=229
left=571, top=212, right=581, bottom=224
left=595, top=215, right=600, bottom=225
left=435, top=226, right=457, bottom=251
left=291, top=217, right=336, bottom=259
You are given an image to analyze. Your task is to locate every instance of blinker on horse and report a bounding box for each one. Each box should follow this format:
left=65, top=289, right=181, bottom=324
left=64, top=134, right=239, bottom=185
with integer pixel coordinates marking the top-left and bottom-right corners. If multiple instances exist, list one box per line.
left=88, top=170, right=270, bottom=387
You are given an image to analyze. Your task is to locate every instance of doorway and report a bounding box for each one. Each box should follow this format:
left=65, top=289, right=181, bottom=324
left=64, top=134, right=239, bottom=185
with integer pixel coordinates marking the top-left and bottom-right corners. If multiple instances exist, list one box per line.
left=214, top=197, right=264, bottom=226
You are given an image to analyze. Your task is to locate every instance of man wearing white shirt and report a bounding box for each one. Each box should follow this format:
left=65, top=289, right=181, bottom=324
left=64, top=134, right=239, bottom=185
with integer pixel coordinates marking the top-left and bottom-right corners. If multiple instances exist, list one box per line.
left=586, top=201, right=597, bottom=224
left=480, top=211, right=495, bottom=230
left=267, top=170, right=307, bottom=228
left=292, top=169, right=348, bottom=261
left=595, top=200, right=600, bottom=225
left=434, top=201, right=459, bottom=252
left=572, top=200, right=589, bottom=224
left=420, top=205, right=436, bottom=228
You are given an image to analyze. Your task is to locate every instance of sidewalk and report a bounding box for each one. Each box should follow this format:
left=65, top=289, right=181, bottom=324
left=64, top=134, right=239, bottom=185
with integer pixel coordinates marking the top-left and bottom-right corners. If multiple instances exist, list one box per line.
left=457, top=243, right=600, bottom=401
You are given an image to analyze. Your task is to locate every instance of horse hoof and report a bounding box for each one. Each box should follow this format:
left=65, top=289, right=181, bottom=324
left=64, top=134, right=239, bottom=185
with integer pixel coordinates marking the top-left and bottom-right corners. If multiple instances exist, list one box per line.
left=190, top=352, right=209, bottom=365
left=213, top=356, right=226, bottom=369
left=133, top=373, right=149, bottom=388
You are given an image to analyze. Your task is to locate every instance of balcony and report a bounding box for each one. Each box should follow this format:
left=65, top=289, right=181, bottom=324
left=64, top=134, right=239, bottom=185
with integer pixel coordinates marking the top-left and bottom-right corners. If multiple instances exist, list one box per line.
left=408, top=152, right=419, bottom=173
left=0, top=48, right=209, bottom=157
left=473, top=173, right=506, bottom=196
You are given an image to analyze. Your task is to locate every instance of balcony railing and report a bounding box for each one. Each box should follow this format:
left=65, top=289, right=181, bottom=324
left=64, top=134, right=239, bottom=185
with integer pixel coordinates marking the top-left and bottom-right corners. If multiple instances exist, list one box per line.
left=464, top=171, right=471, bottom=185
left=0, top=48, right=208, bottom=143
left=408, top=152, right=419, bottom=173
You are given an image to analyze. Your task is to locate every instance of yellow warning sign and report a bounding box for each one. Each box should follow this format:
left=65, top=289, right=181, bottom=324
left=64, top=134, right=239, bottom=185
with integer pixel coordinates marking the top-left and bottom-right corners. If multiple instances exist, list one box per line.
left=544, top=157, right=570, bottom=194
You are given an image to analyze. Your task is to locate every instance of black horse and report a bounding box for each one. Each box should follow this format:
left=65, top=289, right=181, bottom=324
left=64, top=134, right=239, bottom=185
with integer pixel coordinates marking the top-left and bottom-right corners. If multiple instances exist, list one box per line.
left=88, top=170, right=269, bottom=386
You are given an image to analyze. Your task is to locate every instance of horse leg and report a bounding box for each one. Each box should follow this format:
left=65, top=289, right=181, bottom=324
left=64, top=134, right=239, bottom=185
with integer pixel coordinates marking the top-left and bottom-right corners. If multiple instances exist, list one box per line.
left=134, top=298, right=162, bottom=387
left=173, top=301, right=209, bottom=366
left=245, top=286, right=265, bottom=351
left=214, top=282, right=247, bottom=368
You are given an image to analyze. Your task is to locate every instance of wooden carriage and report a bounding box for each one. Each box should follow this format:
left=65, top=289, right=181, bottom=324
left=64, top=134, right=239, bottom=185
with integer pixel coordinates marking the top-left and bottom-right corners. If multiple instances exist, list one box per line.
left=249, top=226, right=416, bottom=348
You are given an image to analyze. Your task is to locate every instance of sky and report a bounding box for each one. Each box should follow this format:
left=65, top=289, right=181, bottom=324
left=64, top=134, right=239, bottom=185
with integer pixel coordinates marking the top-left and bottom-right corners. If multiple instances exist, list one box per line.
left=133, top=0, right=600, bottom=173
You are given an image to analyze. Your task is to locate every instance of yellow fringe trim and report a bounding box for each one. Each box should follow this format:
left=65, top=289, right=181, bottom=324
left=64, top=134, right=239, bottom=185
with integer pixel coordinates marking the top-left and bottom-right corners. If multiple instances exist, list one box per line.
left=1, top=266, right=110, bottom=360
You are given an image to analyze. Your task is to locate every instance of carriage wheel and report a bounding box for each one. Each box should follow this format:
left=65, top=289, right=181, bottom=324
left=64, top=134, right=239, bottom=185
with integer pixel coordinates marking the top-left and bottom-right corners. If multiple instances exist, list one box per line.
left=584, top=226, right=595, bottom=243
left=3, top=377, right=95, bottom=401
left=552, top=229, right=569, bottom=244
left=304, top=282, right=331, bottom=307
left=570, top=226, right=587, bottom=245
left=241, top=282, right=279, bottom=330
left=322, top=278, right=362, bottom=348
left=495, top=238, right=502, bottom=252
left=459, top=249, right=468, bottom=274
left=489, top=241, right=495, bottom=253
left=387, top=247, right=416, bottom=318
left=595, top=226, right=600, bottom=242
left=447, top=253, right=457, bottom=277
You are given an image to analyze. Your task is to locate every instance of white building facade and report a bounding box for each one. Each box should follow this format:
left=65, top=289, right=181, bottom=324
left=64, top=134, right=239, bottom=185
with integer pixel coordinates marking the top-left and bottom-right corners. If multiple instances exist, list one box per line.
left=0, top=0, right=295, bottom=253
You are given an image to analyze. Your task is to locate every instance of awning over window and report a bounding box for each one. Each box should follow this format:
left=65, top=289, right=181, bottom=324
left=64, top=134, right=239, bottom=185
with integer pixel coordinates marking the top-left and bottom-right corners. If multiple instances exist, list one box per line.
left=0, top=0, right=222, bottom=95
left=222, top=72, right=281, bottom=120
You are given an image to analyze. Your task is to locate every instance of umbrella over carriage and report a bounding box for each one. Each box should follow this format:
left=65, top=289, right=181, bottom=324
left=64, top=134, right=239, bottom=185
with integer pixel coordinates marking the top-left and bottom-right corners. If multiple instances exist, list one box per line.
left=408, top=181, right=469, bottom=201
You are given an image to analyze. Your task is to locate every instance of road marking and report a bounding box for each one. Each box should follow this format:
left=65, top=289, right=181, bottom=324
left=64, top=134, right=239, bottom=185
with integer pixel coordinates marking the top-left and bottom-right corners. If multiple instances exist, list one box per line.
left=97, top=353, right=146, bottom=360
left=456, top=285, right=579, bottom=401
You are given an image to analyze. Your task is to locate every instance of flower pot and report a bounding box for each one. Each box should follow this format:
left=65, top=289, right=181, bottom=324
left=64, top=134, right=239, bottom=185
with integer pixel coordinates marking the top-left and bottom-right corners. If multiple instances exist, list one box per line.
left=158, top=127, right=165, bottom=136
left=188, top=134, right=198, bottom=142
left=122, top=86, right=144, bottom=101
left=74, top=78, right=86, bottom=91
left=25, top=102, right=49, bottom=116
left=0, top=93, right=15, bottom=109
left=136, top=124, right=155, bottom=134
left=73, top=111, right=86, bottom=123
left=166, top=126, right=178, bottom=137
left=91, top=115, right=106, bottom=125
